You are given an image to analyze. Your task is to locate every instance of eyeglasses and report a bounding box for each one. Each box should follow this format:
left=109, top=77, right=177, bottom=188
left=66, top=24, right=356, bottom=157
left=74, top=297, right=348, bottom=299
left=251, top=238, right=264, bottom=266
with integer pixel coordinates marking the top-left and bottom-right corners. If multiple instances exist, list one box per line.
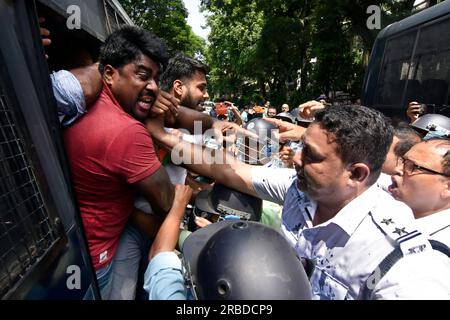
left=401, top=157, right=450, bottom=177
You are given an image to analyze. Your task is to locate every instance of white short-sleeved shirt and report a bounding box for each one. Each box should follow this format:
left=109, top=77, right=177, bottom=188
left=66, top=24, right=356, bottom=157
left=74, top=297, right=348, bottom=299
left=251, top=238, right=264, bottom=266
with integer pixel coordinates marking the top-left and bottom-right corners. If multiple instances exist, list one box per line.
left=252, top=167, right=450, bottom=300
left=376, top=172, right=392, bottom=193
left=416, top=209, right=450, bottom=247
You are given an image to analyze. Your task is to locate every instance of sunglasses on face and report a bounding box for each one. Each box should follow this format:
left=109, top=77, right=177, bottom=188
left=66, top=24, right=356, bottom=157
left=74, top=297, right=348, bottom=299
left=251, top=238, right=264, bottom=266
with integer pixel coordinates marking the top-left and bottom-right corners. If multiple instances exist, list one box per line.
left=400, top=157, right=450, bottom=177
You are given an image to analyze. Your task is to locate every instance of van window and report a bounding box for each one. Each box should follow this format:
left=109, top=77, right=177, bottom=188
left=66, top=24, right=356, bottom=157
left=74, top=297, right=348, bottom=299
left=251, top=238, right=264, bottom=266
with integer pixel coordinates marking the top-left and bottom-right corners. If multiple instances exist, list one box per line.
left=375, top=30, right=417, bottom=107
left=408, top=16, right=450, bottom=108
left=0, top=80, right=62, bottom=297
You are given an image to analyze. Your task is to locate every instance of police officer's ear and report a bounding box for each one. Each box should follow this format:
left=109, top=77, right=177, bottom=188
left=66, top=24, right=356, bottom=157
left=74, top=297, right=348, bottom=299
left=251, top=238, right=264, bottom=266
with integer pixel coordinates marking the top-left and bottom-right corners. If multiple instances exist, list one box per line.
left=347, top=163, right=370, bottom=186
left=441, top=179, right=450, bottom=200
left=103, top=64, right=117, bottom=87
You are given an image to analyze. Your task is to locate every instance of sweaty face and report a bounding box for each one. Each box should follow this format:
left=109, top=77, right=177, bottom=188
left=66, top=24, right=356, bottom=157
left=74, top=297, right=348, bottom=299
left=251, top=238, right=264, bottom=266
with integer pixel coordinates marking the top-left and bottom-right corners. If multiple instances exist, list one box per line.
left=108, top=54, right=159, bottom=122
left=180, top=71, right=209, bottom=111
left=390, top=141, right=450, bottom=217
left=293, top=123, right=351, bottom=203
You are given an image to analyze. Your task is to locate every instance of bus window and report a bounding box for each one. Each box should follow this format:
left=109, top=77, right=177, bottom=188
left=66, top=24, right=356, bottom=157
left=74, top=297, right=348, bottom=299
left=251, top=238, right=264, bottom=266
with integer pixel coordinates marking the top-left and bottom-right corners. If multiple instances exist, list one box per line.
left=408, top=16, right=450, bottom=109
left=375, top=30, right=417, bottom=107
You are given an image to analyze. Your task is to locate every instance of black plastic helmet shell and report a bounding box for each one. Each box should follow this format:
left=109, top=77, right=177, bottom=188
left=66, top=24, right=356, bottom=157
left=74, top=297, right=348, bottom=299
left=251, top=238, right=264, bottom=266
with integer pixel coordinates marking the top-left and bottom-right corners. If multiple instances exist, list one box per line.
left=411, top=113, right=450, bottom=135
left=194, top=184, right=262, bottom=221
left=274, top=112, right=296, bottom=123
left=244, top=118, right=277, bottom=141
left=183, top=221, right=312, bottom=300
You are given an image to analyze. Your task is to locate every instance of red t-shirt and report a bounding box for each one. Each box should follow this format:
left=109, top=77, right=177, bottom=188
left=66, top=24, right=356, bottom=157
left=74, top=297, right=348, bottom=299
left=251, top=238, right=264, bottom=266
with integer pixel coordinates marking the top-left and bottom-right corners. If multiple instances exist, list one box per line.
left=64, top=85, right=161, bottom=270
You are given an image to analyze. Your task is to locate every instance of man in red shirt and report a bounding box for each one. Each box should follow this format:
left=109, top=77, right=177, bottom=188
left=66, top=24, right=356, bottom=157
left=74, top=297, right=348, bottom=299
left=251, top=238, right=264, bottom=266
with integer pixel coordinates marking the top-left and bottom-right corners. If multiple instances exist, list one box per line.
left=64, top=26, right=174, bottom=299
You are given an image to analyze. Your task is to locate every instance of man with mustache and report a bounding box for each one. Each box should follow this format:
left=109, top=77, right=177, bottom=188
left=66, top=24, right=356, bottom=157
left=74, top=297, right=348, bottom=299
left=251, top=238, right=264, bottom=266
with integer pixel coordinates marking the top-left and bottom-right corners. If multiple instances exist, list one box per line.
left=390, top=138, right=450, bottom=247
left=147, top=105, right=450, bottom=299
left=64, top=26, right=175, bottom=300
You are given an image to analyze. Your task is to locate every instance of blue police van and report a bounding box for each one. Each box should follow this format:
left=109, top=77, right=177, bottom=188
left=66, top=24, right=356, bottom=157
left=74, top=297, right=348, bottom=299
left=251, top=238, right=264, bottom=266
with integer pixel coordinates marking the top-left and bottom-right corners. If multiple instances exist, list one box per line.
left=362, top=0, right=450, bottom=119
left=0, top=0, right=131, bottom=299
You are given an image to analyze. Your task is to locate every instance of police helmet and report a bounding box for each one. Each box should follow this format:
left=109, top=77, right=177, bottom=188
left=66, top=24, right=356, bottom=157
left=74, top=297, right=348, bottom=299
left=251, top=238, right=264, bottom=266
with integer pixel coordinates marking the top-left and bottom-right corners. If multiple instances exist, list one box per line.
left=274, top=112, right=296, bottom=123
left=410, top=113, right=450, bottom=138
left=194, top=183, right=262, bottom=222
left=237, top=118, right=279, bottom=165
left=244, top=117, right=277, bottom=140
left=182, top=220, right=312, bottom=300
left=289, top=107, right=314, bottom=127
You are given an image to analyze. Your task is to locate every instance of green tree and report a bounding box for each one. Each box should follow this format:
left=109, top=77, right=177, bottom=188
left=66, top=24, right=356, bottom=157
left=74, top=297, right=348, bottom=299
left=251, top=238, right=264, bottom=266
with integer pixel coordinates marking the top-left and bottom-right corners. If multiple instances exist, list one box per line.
left=119, top=0, right=206, bottom=57
left=202, top=0, right=419, bottom=106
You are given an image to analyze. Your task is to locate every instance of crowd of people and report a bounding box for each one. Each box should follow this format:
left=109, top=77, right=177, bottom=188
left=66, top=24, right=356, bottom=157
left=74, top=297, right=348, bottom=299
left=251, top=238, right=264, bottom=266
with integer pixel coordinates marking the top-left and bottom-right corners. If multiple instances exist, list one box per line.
left=41, top=22, right=450, bottom=300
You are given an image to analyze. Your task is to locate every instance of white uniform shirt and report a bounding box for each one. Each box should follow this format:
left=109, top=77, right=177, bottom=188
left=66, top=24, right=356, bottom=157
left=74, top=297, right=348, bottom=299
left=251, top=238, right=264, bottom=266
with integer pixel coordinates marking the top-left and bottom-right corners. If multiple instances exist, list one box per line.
left=376, top=172, right=392, bottom=193
left=416, top=208, right=450, bottom=247
left=252, top=166, right=450, bottom=300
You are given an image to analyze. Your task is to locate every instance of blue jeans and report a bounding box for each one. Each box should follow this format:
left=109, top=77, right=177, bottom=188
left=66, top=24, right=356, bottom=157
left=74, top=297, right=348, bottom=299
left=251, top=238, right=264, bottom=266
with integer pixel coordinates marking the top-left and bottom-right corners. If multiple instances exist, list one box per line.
left=83, top=260, right=114, bottom=300
left=84, top=223, right=149, bottom=300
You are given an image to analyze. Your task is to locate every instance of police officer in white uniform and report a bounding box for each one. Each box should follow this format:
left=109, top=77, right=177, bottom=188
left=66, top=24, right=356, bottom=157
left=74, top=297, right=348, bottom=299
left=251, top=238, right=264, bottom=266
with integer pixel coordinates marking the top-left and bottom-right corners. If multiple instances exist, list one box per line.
left=390, top=138, right=450, bottom=247
left=146, top=105, right=450, bottom=299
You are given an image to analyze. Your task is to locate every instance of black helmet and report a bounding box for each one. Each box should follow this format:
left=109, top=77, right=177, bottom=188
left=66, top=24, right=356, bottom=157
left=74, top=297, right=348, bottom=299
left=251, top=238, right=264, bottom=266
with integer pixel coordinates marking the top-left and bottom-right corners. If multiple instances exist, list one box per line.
left=244, top=117, right=277, bottom=140
left=182, top=220, right=312, bottom=300
left=237, top=118, right=279, bottom=165
left=410, top=113, right=450, bottom=138
left=289, top=107, right=313, bottom=127
left=194, top=184, right=262, bottom=222
left=274, top=112, right=296, bottom=123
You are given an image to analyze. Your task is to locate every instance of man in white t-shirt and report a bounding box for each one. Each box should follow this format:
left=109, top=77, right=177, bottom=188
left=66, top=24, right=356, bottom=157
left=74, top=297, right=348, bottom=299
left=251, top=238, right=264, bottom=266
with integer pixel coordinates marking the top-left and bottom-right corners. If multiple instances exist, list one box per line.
left=390, top=138, right=450, bottom=247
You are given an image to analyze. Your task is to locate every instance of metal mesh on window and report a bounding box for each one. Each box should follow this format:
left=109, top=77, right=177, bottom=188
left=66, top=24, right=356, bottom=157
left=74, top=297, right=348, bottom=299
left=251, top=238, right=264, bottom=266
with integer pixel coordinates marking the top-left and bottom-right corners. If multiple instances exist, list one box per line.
left=0, top=88, right=60, bottom=297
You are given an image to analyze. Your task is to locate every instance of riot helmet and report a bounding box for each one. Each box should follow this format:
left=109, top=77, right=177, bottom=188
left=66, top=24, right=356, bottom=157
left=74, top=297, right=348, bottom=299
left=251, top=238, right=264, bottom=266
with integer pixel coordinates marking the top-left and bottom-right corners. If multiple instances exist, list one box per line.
left=193, top=183, right=262, bottom=223
left=182, top=220, right=312, bottom=300
left=410, top=113, right=450, bottom=139
left=236, top=118, right=279, bottom=165
left=274, top=112, right=296, bottom=123
left=289, top=107, right=314, bottom=127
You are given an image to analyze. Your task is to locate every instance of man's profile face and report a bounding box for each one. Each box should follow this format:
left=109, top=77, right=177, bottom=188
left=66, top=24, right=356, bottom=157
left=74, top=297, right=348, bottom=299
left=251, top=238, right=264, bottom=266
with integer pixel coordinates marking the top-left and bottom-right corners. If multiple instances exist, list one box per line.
left=293, top=123, right=351, bottom=203
left=108, top=54, right=160, bottom=122
left=390, top=141, right=449, bottom=216
left=381, top=136, right=400, bottom=175
left=180, top=71, right=209, bottom=111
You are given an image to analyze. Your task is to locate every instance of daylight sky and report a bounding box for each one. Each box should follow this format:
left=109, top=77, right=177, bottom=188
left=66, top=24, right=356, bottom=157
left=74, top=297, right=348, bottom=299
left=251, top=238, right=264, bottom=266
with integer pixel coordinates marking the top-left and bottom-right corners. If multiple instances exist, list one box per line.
left=183, top=0, right=210, bottom=41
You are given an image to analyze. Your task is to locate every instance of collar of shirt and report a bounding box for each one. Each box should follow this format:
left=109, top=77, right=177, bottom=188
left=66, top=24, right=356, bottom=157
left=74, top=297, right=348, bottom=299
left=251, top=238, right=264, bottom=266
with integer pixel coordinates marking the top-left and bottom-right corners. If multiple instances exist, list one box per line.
left=416, top=208, right=450, bottom=237
left=306, top=185, right=379, bottom=237
left=98, top=81, right=130, bottom=116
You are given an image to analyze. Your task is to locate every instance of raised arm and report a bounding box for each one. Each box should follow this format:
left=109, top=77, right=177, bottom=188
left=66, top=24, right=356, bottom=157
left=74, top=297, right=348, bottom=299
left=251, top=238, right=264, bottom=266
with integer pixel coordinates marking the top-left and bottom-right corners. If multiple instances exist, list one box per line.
left=145, top=117, right=258, bottom=197
left=133, top=167, right=175, bottom=216
left=149, top=184, right=192, bottom=259
left=70, top=63, right=102, bottom=107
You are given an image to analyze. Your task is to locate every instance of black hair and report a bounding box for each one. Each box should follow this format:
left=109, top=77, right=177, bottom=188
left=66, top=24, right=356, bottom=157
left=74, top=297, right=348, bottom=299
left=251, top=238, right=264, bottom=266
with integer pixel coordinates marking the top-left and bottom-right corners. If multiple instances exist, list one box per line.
left=314, top=105, right=394, bottom=185
left=98, top=25, right=168, bottom=74
left=159, top=53, right=209, bottom=91
left=392, top=121, right=422, bottom=158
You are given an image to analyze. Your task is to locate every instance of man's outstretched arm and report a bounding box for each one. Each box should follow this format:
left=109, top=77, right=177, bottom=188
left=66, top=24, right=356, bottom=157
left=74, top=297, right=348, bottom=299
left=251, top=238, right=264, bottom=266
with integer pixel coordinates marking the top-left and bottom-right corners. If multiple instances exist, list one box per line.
left=145, top=117, right=258, bottom=198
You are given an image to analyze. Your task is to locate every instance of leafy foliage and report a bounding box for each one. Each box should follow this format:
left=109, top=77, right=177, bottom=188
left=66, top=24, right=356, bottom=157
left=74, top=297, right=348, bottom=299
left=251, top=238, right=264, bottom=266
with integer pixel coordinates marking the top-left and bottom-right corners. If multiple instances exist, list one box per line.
left=118, top=0, right=206, bottom=57
left=202, top=0, right=416, bottom=108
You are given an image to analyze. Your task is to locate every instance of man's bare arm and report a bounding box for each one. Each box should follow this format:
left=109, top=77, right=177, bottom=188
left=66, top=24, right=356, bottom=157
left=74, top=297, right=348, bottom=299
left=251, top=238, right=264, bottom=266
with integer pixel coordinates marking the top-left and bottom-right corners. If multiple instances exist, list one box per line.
left=133, top=166, right=175, bottom=216
left=70, top=63, right=102, bottom=107
left=146, top=117, right=257, bottom=197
